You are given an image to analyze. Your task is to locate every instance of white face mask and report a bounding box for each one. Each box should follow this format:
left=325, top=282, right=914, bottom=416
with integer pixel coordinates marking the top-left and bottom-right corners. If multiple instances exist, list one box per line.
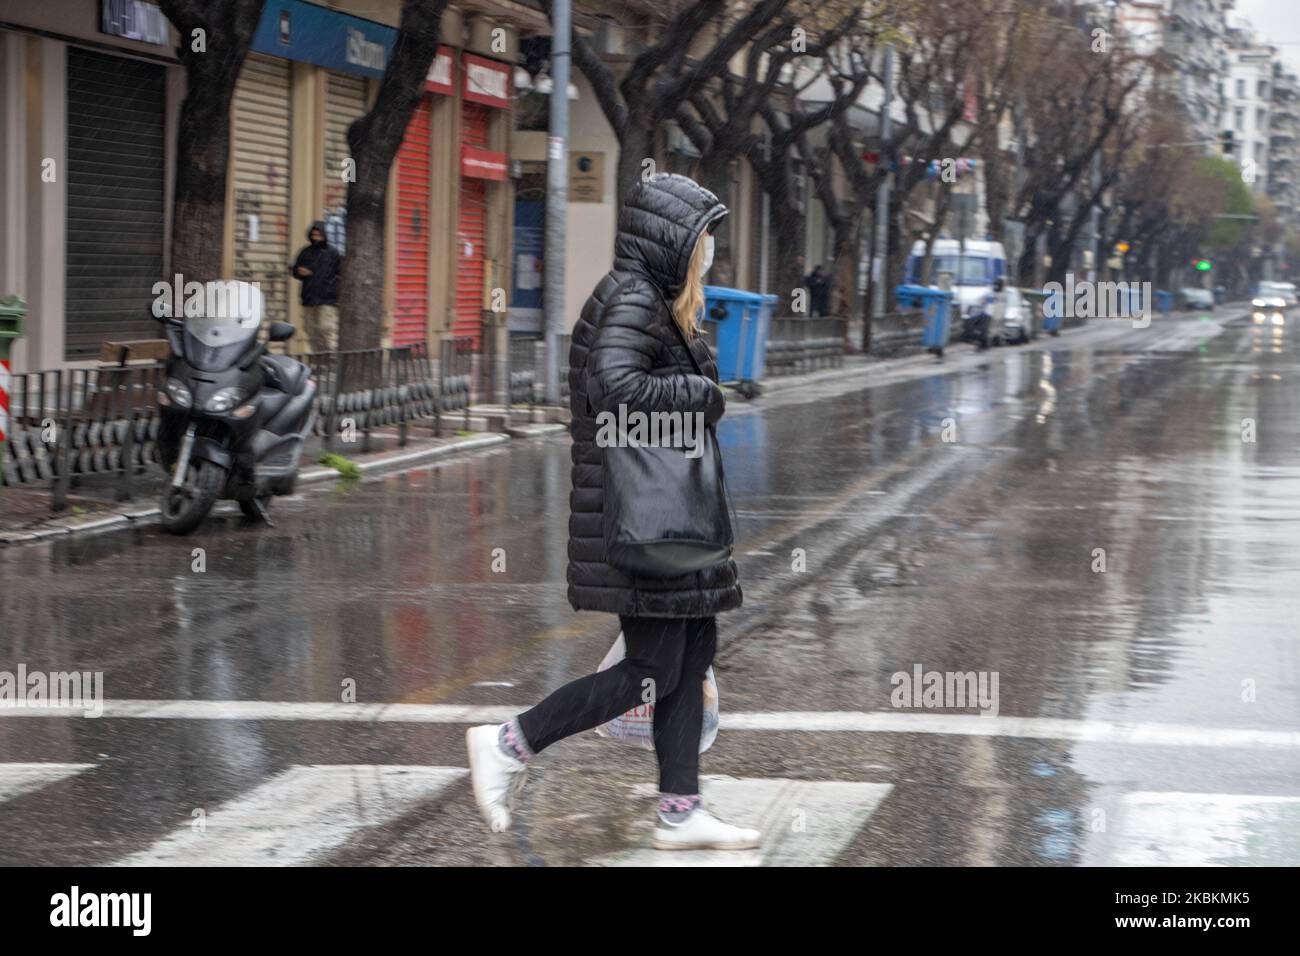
left=699, top=234, right=715, bottom=278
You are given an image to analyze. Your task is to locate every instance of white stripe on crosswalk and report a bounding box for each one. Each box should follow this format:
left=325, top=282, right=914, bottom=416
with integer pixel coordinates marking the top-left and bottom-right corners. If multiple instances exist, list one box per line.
left=596, top=776, right=893, bottom=867
left=113, top=765, right=466, bottom=866
left=0, top=763, right=94, bottom=802
left=4, top=700, right=1300, bottom=750
left=1109, top=792, right=1300, bottom=866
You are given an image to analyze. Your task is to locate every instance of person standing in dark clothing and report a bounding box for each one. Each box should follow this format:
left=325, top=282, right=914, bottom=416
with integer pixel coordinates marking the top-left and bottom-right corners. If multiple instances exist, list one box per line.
left=290, top=221, right=341, bottom=352
left=805, top=265, right=831, bottom=317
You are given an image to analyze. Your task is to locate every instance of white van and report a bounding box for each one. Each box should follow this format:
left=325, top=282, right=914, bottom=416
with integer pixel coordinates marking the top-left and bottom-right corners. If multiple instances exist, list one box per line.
left=906, top=239, right=1010, bottom=317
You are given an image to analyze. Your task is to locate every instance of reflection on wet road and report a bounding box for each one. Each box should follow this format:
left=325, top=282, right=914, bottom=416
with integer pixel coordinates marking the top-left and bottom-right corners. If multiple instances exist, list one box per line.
left=3, top=311, right=1299, bottom=865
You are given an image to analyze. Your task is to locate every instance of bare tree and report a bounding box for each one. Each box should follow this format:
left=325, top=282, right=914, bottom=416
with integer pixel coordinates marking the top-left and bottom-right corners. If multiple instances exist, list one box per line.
left=159, top=0, right=267, bottom=281
left=540, top=0, right=791, bottom=204
left=337, top=0, right=449, bottom=350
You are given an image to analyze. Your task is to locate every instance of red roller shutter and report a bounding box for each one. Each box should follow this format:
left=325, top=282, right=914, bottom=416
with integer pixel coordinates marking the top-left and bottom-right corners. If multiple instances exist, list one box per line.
left=454, top=103, right=490, bottom=347
left=394, top=94, right=432, bottom=347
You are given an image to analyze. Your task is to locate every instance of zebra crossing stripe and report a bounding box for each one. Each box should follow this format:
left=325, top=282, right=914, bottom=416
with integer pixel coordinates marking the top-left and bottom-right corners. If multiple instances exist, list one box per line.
left=1107, top=792, right=1300, bottom=866
left=4, top=700, right=1300, bottom=750
left=0, top=763, right=94, bottom=802
left=112, top=765, right=466, bottom=867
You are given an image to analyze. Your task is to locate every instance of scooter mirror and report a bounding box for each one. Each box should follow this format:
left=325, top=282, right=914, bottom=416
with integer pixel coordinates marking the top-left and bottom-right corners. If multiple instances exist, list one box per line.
left=268, top=322, right=296, bottom=343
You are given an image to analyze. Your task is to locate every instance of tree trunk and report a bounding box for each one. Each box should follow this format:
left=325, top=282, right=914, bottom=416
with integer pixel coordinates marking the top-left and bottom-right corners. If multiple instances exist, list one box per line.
left=336, top=0, right=448, bottom=352
left=616, top=119, right=655, bottom=210
left=160, top=0, right=266, bottom=282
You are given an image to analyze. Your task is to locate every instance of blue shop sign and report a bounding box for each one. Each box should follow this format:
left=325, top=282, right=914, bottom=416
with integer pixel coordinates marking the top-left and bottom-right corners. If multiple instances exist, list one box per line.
left=251, top=0, right=396, bottom=79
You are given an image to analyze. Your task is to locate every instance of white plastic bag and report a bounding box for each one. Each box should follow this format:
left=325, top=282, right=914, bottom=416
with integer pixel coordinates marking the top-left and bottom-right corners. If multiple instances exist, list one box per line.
left=593, top=631, right=720, bottom=753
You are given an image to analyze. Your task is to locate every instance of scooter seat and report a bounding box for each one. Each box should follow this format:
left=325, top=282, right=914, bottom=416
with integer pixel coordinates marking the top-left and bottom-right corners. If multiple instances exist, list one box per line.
left=261, top=354, right=311, bottom=396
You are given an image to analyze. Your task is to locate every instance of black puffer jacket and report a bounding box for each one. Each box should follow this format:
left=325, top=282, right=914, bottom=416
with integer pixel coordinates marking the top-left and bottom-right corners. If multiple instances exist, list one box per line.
left=567, top=174, right=742, bottom=618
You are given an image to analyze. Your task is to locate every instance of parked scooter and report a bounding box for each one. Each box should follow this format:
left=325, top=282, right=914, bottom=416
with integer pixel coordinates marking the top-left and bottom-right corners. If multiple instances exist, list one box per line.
left=153, top=280, right=316, bottom=534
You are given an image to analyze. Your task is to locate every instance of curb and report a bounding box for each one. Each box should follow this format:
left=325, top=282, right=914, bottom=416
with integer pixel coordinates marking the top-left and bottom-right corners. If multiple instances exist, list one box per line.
left=0, top=432, right=512, bottom=546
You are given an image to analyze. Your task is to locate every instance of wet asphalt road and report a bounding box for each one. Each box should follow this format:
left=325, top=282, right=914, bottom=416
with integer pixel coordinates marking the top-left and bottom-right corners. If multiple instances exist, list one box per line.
left=2, top=309, right=1300, bottom=866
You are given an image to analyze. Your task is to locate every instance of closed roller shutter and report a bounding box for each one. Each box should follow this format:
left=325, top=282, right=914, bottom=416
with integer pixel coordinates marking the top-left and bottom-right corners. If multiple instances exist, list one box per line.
left=65, top=48, right=165, bottom=360
left=394, top=94, right=432, bottom=347
left=454, top=103, right=490, bottom=347
left=232, top=54, right=292, bottom=327
left=323, top=71, right=368, bottom=250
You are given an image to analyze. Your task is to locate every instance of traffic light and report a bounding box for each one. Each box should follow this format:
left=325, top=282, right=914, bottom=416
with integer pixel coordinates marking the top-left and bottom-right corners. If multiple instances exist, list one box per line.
left=1220, top=130, right=1235, bottom=156
left=1195, top=259, right=1213, bottom=272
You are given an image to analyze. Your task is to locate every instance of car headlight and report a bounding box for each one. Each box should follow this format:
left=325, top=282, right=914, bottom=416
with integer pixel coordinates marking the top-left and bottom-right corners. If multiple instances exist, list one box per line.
left=205, top=387, right=243, bottom=413
left=164, top=379, right=192, bottom=408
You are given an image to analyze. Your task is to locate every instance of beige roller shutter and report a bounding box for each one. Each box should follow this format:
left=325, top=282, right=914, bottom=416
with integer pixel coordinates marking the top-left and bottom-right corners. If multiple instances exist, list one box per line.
left=322, top=72, right=368, bottom=252
left=232, top=53, right=292, bottom=326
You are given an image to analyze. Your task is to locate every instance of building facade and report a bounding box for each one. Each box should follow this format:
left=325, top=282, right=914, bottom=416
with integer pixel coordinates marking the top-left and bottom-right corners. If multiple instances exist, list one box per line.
left=0, top=0, right=528, bottom=372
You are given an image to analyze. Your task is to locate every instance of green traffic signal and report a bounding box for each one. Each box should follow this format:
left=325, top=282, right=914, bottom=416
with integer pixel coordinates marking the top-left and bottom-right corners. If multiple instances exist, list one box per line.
left=1195, top=259, right=1212, bottom=272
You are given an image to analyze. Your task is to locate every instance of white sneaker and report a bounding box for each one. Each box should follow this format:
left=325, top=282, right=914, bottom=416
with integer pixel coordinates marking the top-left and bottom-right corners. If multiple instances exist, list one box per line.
left=651, top=807, right=762, bottom=851
left=465, top=724, right=528, bottom=833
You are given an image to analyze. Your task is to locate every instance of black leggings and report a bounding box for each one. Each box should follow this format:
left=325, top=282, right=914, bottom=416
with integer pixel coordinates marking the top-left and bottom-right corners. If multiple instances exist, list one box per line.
left=516, top=616, right=717, bottom=795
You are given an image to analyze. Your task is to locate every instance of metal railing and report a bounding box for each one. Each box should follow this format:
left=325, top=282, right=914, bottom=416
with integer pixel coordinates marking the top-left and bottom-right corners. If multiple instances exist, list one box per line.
left=764, top=317, right=849, bottom=375
left=0, top=364, right=166, bottom=508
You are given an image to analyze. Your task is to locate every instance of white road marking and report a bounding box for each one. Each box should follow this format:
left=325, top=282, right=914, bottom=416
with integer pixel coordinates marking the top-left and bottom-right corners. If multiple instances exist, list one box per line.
left=3, top=700, right=1299, bottom=750
left=1109, top=792, right=1300, bottom=866
left=595, top=776, right=893, bottom=867
left=0, top=763, right=94, bottom=802
left=113, top=765, right=466, bottom=867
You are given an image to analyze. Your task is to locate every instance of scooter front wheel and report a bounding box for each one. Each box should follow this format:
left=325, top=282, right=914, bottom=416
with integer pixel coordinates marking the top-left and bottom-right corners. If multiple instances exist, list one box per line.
left=160, top=459, right=225, bottom=535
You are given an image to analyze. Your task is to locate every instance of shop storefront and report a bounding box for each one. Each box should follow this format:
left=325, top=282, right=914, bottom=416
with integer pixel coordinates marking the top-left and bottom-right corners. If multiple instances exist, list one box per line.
left=236, top=0, right=391, bottom=334
left=230, top=53, right=294, bottom=328
left=454, top=55, right=510, bottom=348
left=64, top=45, right=168, bottom=359
left=393, top=47, right=454, bottom=347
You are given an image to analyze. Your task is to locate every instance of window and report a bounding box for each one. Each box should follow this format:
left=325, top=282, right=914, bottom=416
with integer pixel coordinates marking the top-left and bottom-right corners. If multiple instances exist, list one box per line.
left=1259, top=80, right=1269, bottom=99
left=1237, top=78, right=1246, bottom=99
left=1258, top=108, right=1268, bottom=130
left=1235, top=107, right=1245, bottom=130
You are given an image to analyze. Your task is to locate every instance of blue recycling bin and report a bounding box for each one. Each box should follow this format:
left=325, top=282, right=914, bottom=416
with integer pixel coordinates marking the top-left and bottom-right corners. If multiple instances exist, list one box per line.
left=894, top=284, right=952, bottom=356
left=702, top=286, right=777, bottom=395
left=1154, top=290, right=1174, bottom=316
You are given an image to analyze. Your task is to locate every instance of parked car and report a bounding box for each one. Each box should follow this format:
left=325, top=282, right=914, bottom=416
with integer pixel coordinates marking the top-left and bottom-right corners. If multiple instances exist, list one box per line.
left=1179, top=287, right=1214, bottom=311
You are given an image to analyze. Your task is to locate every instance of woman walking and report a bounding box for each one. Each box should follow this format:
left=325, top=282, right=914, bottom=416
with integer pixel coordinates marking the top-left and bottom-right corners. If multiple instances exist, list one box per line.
left=465, top=174, right=759, bottom=851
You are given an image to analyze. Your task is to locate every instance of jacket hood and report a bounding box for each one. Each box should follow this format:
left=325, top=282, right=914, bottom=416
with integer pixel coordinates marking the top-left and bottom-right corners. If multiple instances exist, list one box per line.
left=613, top=174, right=727, bottom=297
left=308, top=220, right=328, bottom=243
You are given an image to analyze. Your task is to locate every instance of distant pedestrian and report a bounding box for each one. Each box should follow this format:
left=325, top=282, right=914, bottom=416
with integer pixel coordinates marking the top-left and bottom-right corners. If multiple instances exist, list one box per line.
left=805, top=265, right=831, bottom=317
left=290, top=220, right=341, bottom=352
left=465, top=174, right=758, bottom=852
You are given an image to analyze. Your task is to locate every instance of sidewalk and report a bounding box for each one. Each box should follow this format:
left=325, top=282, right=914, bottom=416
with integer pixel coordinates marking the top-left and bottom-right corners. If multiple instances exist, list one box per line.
left=0, top=426, right=549, bottom=545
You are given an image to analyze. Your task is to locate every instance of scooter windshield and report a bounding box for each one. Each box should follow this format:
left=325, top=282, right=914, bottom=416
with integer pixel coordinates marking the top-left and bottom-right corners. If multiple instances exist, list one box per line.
left=183, top=312, right=260, bottom=371
left=178, top=282, right=264, bottom=371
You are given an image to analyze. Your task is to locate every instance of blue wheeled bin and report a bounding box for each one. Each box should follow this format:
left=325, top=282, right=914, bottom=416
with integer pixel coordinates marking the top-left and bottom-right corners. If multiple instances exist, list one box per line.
left=1041, top=285, right=1064, bottom=336
left=702, top=286, right=777, bottom=398
left=894, top=284, right=952, bottom=358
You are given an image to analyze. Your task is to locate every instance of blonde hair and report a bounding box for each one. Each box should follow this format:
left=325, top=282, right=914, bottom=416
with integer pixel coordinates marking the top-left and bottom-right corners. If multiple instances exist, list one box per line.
left=672, top=234, right=708, bottom=340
